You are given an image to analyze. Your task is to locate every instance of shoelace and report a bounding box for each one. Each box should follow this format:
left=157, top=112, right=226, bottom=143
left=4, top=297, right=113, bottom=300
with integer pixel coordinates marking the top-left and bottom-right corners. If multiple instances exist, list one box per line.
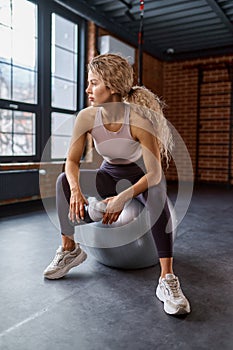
left=51, top=251, right=65, bottom=267
left=164, top=278, right=181, bottom=298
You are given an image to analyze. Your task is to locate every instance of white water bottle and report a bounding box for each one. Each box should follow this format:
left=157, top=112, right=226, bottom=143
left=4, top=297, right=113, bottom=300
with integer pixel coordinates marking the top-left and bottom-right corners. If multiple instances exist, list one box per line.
left=88, top=197, right=107, bottom=222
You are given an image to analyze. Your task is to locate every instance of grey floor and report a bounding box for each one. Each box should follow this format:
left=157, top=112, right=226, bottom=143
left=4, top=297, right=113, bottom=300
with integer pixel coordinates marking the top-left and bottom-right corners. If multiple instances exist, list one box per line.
left=0, top=184, right=233, bottom=350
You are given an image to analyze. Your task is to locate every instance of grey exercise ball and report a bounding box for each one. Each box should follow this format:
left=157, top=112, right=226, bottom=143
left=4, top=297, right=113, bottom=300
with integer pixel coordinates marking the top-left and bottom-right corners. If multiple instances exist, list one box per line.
left=75, top=198, right=176, bottom=270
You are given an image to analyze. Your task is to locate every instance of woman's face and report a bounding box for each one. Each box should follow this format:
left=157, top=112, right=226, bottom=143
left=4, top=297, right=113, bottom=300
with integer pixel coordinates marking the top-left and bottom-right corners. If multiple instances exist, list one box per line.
left=86, top=71, right=120, bottom=105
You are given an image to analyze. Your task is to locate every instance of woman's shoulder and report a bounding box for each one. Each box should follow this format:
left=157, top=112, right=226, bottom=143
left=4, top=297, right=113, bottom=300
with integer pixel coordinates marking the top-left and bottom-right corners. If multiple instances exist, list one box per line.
left=76, top=106, right=97, bottom=120
left=73, top=106, right=98, bottom=134
left=76, top=106, right=98, bottom=125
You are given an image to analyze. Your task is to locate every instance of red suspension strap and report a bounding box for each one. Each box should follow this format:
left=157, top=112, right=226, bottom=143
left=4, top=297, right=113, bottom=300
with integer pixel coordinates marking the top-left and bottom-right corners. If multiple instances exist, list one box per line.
left=140, top=0, right=144, bottom=13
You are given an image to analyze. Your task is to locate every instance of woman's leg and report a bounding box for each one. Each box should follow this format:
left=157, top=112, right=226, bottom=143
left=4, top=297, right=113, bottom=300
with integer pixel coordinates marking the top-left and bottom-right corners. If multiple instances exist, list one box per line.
left=44, top=170, right=101, bottom=279
left=99, top=161, right=174, bottom=270
left=56, top=172, right=74, bottom=239
left=99, top=161, right=174, bottom=277
left=136, top=182, right=174, bottom=278
left=56, top=168, right=173, bottom=273
left=56, top=169, right=117, bottom=250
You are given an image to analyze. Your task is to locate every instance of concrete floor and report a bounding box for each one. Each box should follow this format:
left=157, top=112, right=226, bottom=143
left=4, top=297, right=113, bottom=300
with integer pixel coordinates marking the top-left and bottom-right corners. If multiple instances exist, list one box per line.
left=0, top=184, right=233, bottom=350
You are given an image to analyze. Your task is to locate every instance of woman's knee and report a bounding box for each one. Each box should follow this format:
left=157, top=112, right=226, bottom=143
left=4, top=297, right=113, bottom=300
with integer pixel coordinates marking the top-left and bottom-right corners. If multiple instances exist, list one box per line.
left=56, top=172, right=69, bottom=196
left=56, top=172, right=65, bottom=188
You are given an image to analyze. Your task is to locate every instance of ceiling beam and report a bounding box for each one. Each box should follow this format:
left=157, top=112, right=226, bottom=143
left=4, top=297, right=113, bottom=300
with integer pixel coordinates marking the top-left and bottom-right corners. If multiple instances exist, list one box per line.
left=205, top=0, right=233, bottom=35
left=54, top=0, right=165, bottom=60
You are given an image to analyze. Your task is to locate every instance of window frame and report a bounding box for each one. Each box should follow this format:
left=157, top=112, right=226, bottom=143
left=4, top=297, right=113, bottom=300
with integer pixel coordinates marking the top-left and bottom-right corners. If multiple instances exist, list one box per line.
left=0, top=0, right=86, bottom=163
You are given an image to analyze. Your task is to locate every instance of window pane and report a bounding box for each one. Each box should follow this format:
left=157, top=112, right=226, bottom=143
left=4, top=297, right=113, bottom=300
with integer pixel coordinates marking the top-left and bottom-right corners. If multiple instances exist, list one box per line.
left=0, top=0, right=37, bottom=104
left=52, top=112, right=75, bottom=136
left=53, top=46, right=77, bottom=81
left=51, top=112, right=75, bottom=159
left=0, top=62, right=11, bottom=100
left=52, top=77, right=77, bottom=110
left=12, top=0, right=36, bottom=35
left=0, top=0, right=11, bottom=27
left=13, top=133, right=35, bottom=155
left=0, top=109, right=36, bottom=156
left=0, top=108, right=12, bottom=132
left=0, top=132, right=13, bottom=155
left=12, top=30, right=37, bottom=69
left=52, top=14, right=77, bottom=53
left=13, top=111, right=35, bottom=155
left=0, top=109, right=12, bottom=155
left=14, top=111, right=35, bottom=134
left=51, top=135, right=70, bottom=159
left=0, top=24, right=12, bottom=63
left=51, top=13, right=77, bottom=110
left=13, top=66, right=37, bottom=103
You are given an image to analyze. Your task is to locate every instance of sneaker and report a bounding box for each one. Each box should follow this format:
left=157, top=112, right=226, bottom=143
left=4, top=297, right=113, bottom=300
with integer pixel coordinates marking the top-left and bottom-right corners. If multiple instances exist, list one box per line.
left=43, top=243, right=87, bottom=280
left=156, top=273, right=191, bottom=315
left=88, top=197, right=106, bottom=222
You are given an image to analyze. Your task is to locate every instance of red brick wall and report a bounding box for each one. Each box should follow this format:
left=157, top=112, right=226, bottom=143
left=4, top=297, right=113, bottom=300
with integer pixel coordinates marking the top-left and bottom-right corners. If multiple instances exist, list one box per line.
left=138, top=51, right=163, bottom=97
left=163, top=62, right=198, bottom=181
left=163, top=56, right=233, bottom=184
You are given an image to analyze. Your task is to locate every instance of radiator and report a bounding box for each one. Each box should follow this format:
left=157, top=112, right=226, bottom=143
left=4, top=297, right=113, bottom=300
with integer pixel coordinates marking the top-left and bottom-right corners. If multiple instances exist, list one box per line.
left=0, top=169, right=39, bottom=201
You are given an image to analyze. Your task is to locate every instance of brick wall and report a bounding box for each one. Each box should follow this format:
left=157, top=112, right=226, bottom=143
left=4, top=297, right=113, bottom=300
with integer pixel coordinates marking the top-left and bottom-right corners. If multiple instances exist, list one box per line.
left=164, top=56, right=233, bottom=184
left=163, top=61, right=198, bottom=181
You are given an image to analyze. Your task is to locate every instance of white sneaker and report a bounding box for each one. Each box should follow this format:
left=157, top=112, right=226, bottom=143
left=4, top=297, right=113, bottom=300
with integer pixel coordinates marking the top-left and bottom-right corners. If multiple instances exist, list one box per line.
left=88, top=197, right=106, bottom=222
left=156, top=273, right=191, bottom=315
left=43, top=243, right=87, bottom=280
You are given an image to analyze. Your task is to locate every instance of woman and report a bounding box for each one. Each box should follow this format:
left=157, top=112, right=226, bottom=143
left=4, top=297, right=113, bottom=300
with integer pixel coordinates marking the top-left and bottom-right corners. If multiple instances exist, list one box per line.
left=43, top=54, right=190, bottom=316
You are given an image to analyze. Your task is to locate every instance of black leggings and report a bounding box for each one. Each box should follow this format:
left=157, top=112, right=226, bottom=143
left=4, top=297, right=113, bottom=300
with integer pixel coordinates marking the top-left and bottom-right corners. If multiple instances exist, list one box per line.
left=56, top=161, right=173, bottom=258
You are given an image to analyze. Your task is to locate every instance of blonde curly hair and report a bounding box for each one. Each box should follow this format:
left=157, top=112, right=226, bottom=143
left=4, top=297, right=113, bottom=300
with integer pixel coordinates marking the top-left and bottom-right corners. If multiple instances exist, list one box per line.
left=125, top=85, right=173, bottom=167
left=88, top=53, right=134, bottom=98
left=88, top=54, right=173, bottom=166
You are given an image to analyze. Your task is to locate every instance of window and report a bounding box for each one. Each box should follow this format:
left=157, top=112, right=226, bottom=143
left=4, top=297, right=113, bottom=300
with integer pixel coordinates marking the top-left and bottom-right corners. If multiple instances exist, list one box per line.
left=51, top=13, right=79, bottom=160
left=0, top=109, right=35, bottom=156
left=0, top=0, right=37, bottom=159
left=51, top=13, right=77, bottom=111
left=0, top=0, right=85, bottom=162
left=0, top=0, right=37, bottom=103
left=51, top=112, right=76, bottom=159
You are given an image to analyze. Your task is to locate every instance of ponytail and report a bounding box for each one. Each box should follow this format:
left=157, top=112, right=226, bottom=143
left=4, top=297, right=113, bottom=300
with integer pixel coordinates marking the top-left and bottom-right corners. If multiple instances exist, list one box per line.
left=124, top=86, right=173, bottom=167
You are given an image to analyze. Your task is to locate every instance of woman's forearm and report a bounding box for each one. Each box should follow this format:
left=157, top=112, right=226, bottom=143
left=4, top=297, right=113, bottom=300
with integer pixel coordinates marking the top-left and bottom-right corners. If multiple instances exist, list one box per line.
left=65, top=160, right=81, bottom=193
left=118, top=171, right=161, bottom=203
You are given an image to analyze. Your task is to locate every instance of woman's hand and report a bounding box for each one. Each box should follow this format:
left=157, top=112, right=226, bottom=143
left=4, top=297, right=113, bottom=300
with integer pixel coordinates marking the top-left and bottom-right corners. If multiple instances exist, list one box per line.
left=69, top=189, right=88, bottom=223
left=102, top=195, right=126, bottom=224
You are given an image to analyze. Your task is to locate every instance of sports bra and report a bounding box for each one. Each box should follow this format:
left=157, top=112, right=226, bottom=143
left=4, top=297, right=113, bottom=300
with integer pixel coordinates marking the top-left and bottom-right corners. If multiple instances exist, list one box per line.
left=91, top=104, right=142, bottom=164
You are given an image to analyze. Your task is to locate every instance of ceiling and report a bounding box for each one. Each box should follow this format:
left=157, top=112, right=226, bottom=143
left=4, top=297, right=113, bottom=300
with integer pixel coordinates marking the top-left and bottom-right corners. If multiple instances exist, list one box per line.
left=57, top=0, right=233, bottom=62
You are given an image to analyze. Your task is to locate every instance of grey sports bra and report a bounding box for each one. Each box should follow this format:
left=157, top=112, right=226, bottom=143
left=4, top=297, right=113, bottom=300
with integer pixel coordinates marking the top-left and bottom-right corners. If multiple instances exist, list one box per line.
left=91, top=104, right=142, bottom=164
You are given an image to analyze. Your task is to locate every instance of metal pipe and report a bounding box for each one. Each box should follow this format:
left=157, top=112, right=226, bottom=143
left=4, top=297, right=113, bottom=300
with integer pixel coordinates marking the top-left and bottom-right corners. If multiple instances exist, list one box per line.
left=195, top=67, right=203, bottom=183
left=138, top=1, right=144, bottom=85
left=227, top=64, right=233, bottom=186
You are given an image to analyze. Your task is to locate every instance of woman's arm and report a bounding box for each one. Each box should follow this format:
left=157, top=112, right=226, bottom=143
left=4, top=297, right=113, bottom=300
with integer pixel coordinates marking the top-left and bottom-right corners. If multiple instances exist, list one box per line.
left=65, top=108, right=94, bottom=222
left=65, top=134, right=88, bottom=222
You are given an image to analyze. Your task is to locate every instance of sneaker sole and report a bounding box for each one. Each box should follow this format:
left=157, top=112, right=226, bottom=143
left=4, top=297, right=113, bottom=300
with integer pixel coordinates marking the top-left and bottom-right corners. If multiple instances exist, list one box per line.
left=44, top=250, right=87, bottom=280
left=156, top=287, right=191, bottom=315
